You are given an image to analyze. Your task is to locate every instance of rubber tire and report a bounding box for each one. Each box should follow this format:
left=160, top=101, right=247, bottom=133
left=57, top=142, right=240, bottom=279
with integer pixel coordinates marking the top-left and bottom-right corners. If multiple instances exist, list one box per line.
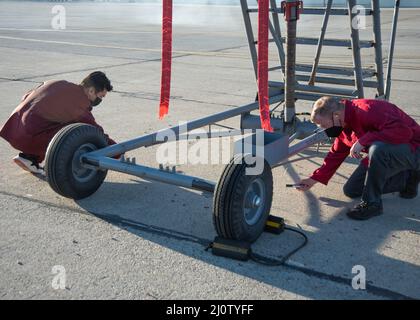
left=213, top=154, right=273, bottom=243
left=45, top=123, right=108, bottom=200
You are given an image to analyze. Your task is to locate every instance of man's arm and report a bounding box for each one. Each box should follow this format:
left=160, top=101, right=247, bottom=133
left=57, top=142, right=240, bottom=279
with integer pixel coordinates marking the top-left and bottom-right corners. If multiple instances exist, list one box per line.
left=309, top=136, right=351, bottom=185
left=79, top=112, right=116, bottom=145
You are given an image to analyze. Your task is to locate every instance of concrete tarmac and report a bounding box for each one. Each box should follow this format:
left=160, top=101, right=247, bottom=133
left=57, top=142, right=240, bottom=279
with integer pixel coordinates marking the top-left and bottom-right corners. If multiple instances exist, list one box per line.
left=0, top=2, right=419, bottom=299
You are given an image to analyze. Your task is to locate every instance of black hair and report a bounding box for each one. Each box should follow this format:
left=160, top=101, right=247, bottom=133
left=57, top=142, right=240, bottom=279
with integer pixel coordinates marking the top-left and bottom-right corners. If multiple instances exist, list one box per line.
left=81, top=71, right=113, bottom=92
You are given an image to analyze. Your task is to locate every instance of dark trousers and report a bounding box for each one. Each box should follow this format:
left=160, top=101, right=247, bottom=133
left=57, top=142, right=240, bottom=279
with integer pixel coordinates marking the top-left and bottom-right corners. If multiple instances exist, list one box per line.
left=343, top=142, right=420, bottom=205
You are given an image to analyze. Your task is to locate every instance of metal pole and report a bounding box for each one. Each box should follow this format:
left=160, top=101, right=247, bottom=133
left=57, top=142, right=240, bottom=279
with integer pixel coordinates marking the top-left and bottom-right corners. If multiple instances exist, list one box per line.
left=86, top=129, right=329, bottom=192
left=270, top=0, right=286, bottom=71
left=85, top=95, right=284, bottom=158
left=308, top=0, right=333, bottom=86
left=269, top=21, right=286, bottom=71
left=272, top=129, right=329, bottom=168
left=371, top=0, right=385, bottom=97
left=85, top=157, right=216, bottom=193
left=348, top=0, right=365, bottom=98
left=287, top=130, right=328, bottom=156
left=241, top=0, right=259, bottom=79
left=385, top=0, right=400, bottom=101
left=284, top=0, right=299, bottom=124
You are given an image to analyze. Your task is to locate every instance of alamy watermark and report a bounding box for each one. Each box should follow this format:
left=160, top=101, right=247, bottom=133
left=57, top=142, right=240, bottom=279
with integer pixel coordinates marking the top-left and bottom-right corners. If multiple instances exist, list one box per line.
left=352, top=265, right=366, bottom=290
left=352, top=5, right=367, bottom=30
left=155, top=123, right=266, bottom=175
left=51, top=5, right=66, bottom=30
left=52, top=265, right=66, bottom=290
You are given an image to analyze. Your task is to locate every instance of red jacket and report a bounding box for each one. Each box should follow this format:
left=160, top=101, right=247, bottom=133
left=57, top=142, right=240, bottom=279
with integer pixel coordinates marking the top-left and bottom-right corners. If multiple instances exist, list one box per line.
left=311, top=99, right=420, bottom=185
left=0, top=80, right=115, bottom=162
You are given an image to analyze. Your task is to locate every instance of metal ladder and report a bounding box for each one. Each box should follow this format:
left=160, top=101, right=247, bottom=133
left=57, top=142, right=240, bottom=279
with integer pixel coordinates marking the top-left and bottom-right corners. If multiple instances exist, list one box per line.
left=240, top=0, right=400, bottom=107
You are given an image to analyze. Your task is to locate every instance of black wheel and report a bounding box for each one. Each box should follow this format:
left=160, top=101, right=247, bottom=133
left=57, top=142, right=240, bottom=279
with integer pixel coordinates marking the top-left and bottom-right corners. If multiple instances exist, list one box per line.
left=213, top=154, right=273, bottom=243
left=45, top=123, right=108, bottom=200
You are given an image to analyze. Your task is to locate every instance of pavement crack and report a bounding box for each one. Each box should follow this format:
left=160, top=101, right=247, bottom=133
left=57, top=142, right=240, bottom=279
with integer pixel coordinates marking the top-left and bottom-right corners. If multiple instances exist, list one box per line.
left=114, top=89, right=237, bottom=108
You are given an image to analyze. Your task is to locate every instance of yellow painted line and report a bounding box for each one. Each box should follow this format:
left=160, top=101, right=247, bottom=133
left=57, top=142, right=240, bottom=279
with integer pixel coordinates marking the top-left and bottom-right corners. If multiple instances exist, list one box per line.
left=0, top=35, right=250, bottom=59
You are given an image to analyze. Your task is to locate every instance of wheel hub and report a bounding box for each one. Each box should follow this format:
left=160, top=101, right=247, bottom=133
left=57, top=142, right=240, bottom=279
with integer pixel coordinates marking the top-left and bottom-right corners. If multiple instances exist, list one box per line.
left=72, top=143, right=98, bottom=183
left=243, top=178, right=266, bottom=226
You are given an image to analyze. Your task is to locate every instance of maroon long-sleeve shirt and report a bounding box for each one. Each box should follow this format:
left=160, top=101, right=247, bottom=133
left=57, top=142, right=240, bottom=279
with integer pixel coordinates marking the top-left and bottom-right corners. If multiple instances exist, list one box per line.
left=0, top=80, right=115, bottom=162
left=310, top=99, right=420, bottom=185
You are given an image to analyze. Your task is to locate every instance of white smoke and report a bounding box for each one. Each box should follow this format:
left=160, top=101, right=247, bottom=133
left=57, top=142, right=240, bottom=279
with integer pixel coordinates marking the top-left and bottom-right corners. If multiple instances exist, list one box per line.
left=132, top=2, right=240, bottom=28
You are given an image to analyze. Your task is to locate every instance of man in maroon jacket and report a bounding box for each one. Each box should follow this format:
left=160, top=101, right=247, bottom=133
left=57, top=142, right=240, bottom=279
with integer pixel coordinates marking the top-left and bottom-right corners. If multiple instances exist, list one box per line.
left=0, top=71, right=116, bottom=175
left=297, top=96, right=420, bottom=220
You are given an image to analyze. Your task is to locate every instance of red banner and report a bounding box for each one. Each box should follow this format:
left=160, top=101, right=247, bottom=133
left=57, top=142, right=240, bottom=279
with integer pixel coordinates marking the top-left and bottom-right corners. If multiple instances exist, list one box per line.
left=258, top=0, right=273, bottom=132
left=159, top=0, right=173, bottom=119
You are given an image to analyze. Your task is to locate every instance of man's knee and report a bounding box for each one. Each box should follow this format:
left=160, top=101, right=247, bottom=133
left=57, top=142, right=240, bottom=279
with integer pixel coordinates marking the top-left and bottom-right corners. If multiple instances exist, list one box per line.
left=343, top=182, right=362, bottom=199
left=368, top=142, right=389, bottom=160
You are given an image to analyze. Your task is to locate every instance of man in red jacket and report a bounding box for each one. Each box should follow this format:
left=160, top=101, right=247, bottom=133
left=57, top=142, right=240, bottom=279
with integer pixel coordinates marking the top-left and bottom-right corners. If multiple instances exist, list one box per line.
left=0, top=71, right=116, bottom=175
left=297, top=96, right=420, bottom=220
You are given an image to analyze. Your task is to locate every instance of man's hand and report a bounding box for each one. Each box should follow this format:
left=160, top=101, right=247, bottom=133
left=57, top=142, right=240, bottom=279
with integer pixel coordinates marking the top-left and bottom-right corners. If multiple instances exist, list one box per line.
left=350, top=140, right=364, bottom=159
left=296, top=178, right=318, bottom=192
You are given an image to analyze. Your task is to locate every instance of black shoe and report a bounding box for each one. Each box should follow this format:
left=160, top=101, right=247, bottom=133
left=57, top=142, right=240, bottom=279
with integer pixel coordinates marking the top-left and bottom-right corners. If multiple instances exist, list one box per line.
left=347, top=201, right=383, bottom=220
left=399, top=170, right=420, bottom=199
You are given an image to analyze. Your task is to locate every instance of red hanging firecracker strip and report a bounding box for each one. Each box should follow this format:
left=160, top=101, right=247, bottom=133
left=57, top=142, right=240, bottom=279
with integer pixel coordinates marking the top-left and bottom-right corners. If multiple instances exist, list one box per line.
left=159, top=0, right=173, bottom=119
left=257, top=0, right=273, bottom=132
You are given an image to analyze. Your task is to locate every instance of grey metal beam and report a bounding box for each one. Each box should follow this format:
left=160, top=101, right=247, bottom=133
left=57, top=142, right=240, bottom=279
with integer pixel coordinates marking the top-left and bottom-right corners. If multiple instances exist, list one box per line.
left=284, top=0, right=298, bottom=123
left=295, top=64, right=375, bottom=77
left=269, top=64, right=376, bottom=78
left=385, top=0, right=400, bottom=100
left=270, top=0, right=282, bottom=39
left=295, top=74, right=378, bottom=88
left=309, top=0, right=333, bottom=86
left=297, top=83, right=356, bottom=96
left=84, top=157, right=216, bottom=193
left=294, top=92, right=353, bottom=101
left=269, top=20, right=286, bottom=71
left=348, top=0, right=365, bottom=97
left=241, top=0, right=259, bottom=79
left=86, top=131, right=329, bottom=193
left=258, top=37, right=374, bottom=48
left=269, top=81, right=357, bottom=97
left=269, top=0, right=286, bottom=72
left=177, top=129, right=243, bottom=141
left=247, top=8, right=373, bottom=16
left=371, top=0, right=385, bottom=96
left=85, top=95, right=284, bottom=158
left=287, top=130, right=329, bottom=157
